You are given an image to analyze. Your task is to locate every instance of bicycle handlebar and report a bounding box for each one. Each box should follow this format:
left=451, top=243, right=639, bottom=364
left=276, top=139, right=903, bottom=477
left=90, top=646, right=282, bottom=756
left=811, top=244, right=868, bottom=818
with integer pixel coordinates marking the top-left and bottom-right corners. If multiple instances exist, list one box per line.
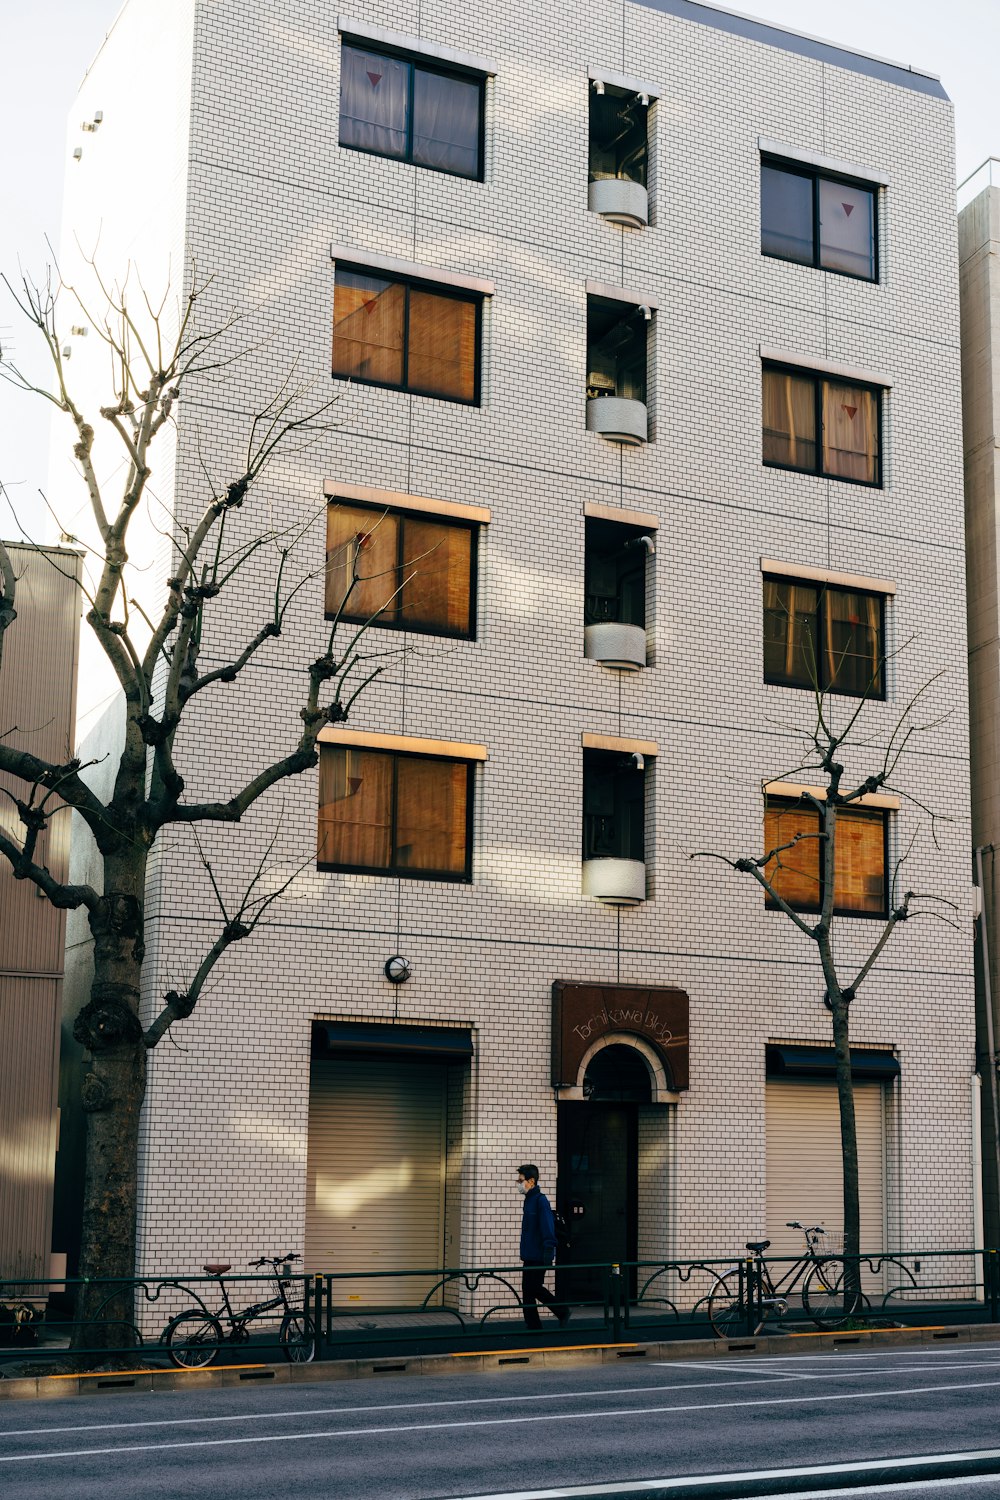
left=248, top=1253, right=302, bottom=1268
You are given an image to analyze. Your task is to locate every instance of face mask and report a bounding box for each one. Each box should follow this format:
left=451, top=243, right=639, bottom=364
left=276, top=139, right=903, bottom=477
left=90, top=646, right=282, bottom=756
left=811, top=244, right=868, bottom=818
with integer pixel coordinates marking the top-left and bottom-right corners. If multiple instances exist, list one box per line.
left=517, top=1182, right=528, bottom=1195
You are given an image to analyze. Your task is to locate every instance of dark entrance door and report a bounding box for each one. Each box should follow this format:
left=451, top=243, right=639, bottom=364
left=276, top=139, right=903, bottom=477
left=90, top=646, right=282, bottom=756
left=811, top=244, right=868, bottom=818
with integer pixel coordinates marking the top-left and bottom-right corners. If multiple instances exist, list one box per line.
left=556, top=1101, right=638, bottom=1304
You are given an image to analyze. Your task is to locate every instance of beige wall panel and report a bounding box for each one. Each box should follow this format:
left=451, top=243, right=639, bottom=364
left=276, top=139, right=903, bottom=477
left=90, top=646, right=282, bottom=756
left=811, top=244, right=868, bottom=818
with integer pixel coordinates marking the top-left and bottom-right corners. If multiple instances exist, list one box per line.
left=0, top=977, right=61, bottom=1278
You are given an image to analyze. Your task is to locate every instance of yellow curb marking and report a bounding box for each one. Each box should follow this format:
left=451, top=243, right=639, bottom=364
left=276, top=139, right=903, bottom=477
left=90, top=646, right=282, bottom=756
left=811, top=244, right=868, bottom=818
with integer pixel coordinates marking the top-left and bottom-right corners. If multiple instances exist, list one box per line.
left=45, top=1364, right=269, bottom=1380
left=451, top=1343, right=637, bottom=1357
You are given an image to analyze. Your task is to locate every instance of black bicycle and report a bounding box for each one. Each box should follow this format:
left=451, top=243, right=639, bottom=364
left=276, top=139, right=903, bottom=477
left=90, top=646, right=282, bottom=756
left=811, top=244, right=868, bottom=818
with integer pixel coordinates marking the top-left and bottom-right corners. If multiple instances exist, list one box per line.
left=709, top=1222, right=860, bottom=1336
left=163, top=1254, right=315, bottom=1368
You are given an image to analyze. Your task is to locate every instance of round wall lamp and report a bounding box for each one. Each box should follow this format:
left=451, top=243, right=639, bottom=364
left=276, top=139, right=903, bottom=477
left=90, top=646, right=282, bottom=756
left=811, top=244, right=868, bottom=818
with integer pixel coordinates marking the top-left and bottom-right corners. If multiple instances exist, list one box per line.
left=384, top=955, right=411, bottom=984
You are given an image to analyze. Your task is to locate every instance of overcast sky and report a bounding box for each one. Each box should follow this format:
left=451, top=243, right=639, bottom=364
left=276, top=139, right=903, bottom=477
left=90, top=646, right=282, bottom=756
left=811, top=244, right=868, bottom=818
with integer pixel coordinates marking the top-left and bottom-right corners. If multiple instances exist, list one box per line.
left=2, top=0, right=997, bottom=543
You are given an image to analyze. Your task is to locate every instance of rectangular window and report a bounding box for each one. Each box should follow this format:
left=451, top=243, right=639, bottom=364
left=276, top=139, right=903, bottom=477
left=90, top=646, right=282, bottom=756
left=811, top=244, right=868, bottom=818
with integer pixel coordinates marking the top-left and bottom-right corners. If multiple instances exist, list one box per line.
left=333, top=268, right=480, bottom=403
left=318, top=745, right=473, bottom=880
left=761, top=159, right=877, bottom=281
left=764, top=798, right=888, bottom=916
left=763, top=364, right=881, bottom=486
left=326, top=501, right=476, bottom=638
left=339, top=43, right=484, bottom=180
left=763, top=576, right=885, bottom=698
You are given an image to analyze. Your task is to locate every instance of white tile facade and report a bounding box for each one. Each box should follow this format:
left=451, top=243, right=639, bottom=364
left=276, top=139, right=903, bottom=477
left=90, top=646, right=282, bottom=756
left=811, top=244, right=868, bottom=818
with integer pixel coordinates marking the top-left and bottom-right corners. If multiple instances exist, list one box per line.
left=59, top=0, right=976, bottom=1278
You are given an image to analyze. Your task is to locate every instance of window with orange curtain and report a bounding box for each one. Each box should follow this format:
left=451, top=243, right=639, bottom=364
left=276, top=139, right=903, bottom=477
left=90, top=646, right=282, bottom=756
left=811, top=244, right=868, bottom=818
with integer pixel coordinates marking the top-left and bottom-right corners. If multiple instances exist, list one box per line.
left=333, top=267, right=480, bottom=403
left=317, top=745, right=473, bottom=880
left=762, top=363, right=881, bottom=487
left=764, top=798, right=887, bottom=916
left=763, top=576, right=885, bottom=698
left=325, top=503, right=476, bottom=637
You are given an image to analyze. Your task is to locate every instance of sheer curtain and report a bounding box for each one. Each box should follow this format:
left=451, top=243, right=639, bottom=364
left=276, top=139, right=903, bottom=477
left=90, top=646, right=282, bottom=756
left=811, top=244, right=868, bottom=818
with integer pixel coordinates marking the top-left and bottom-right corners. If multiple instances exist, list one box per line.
left=406, top=289, right=476, bottom=400
left=332, top=272, right=405, bottom=386
left=819, top=179, right=875, bottom=279
left=825, top=588, right=882, bottom=695
left=317, top=748, right=393, bottom=869
left=762, top=368, right=816, bottom=470
left=339, top=46, right=409, bottom=157
left=325, top=505, right=401, bottom=623
left=399, top=517, right=472, bottom=633
left=822, top=381, right=878, bottom=483
left=395, top=758, right=468, bottom=874
left=412, top=69, right=480, bottom=177
left=764, top=801, right=821, bottom=909
left=833, top=809, right=885, bottom=913
left=763, top=578, right=818, bottom=685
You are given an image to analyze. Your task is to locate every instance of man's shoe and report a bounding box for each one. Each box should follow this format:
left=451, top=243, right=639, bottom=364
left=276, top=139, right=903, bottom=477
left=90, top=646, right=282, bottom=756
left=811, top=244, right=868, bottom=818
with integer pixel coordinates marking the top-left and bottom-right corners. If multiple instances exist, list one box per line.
left=556, top=1307, right=572, bottom=1326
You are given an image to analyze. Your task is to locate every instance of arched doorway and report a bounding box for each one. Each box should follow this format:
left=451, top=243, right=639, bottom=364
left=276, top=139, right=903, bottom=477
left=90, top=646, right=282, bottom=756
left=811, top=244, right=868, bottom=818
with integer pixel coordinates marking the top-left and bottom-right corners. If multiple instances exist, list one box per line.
left=557, top=1043, right=654, bottom=1303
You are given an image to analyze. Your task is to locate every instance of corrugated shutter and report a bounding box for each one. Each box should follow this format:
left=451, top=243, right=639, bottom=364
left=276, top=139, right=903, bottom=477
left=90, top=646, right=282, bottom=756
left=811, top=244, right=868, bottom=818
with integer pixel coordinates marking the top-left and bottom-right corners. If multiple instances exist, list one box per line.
left=766, top=1079, right=885, bottom=1293
left=0, top=977, right=61, bottom=1279
left=305, top=1056, right=447, bottom=1306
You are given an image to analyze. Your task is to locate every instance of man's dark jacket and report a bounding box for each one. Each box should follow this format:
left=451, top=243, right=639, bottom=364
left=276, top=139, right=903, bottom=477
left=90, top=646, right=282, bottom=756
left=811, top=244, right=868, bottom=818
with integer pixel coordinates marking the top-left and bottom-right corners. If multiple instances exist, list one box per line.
left=519, top=1184, right=557, bottom=1263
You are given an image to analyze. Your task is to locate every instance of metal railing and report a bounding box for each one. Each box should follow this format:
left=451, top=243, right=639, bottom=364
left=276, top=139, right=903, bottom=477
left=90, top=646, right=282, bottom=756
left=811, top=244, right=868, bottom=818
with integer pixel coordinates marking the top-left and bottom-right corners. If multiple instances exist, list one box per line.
left=1, top=1246, right=996, bottom=1371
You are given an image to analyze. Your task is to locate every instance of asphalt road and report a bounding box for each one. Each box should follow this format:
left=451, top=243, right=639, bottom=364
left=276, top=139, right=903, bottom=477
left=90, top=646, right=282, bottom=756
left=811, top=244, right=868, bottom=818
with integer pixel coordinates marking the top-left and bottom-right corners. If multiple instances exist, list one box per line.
left=5, top=1342, right=1000, bottom=1499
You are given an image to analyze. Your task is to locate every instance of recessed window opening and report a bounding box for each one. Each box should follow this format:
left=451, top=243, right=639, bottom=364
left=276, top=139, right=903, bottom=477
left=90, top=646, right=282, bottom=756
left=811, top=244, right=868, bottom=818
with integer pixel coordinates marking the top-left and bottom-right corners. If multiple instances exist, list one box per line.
left=585, top=518, right=648, bottom=630
left=762, top=363, right=881, bottom=486
left=761, top=158, right=877, bottom=281
left=339, top=43, right=485, bottom=180
left=317, top=745, right=474, bottom=881
left=326, top=501, right=477, bottom=639
left=764, top=796, right=888, bottom=917
left=763, top=576, right=885, bottom=698
left=583, top=750, right=645, bottom=863
left=587, top=297, right=648, bottom=406
left=589, top=86, right=648, bottom=188
left=332, top=267, right=481, bottom=404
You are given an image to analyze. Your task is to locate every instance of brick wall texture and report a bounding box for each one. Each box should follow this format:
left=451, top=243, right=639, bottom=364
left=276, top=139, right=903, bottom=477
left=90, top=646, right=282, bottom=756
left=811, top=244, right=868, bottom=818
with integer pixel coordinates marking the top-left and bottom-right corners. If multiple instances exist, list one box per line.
left=58, top=0, right=976, bottom=1282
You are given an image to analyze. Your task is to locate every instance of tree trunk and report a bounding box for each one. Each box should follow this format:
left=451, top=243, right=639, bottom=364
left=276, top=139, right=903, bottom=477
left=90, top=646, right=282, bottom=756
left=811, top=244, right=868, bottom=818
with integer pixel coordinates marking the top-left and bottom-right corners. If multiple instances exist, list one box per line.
left=830, top=989, right=861, bottom=1298
left=70, top=859, right=148, bottom=1353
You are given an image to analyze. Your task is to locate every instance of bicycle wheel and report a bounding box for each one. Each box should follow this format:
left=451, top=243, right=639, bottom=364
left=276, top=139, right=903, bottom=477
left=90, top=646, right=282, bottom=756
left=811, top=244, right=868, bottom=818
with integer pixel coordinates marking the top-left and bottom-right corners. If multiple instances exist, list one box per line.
left=279, top=1310, right=316, bottom=1363
left=802, top=1258, right=861, bottom=1330
left=709, top=1270, right=759, bottom=1338
left=165, top=1311, right=224, bottom=1369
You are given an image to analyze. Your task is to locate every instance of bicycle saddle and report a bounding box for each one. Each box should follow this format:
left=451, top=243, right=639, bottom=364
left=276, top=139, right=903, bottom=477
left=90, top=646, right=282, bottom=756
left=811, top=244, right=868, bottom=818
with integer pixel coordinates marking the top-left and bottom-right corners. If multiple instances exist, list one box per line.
left=744, top=1240, right=770, bottom=1253
left=203, top=1262, right=231, bottom=1274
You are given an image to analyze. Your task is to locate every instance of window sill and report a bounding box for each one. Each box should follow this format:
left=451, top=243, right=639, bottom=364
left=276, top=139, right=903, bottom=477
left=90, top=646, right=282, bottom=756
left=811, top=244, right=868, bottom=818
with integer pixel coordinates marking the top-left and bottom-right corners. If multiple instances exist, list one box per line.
left=583, top=858, right=646, bottom=906
left=587, top=395, right=648, bottom=445
left=588, top=179, right=648, bottom=227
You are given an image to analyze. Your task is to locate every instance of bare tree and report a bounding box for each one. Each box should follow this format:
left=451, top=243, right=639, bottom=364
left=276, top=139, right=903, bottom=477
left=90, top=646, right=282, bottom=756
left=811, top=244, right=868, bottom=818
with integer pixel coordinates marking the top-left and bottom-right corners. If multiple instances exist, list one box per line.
left=694, top=666, right=956, bottom=1297
left=0, top=264, right=398, bottom=1336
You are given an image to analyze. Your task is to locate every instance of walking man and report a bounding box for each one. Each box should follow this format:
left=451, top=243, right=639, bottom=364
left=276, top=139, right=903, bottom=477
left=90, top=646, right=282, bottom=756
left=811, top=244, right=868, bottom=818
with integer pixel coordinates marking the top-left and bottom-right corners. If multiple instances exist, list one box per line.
left=516, top=1164, right=569, bottom=1329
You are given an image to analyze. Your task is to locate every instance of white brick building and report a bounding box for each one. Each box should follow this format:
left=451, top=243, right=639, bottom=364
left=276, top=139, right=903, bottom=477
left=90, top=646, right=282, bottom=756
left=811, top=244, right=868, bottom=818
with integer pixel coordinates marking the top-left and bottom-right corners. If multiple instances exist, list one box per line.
left=56, top=0, right=976, bottom=1298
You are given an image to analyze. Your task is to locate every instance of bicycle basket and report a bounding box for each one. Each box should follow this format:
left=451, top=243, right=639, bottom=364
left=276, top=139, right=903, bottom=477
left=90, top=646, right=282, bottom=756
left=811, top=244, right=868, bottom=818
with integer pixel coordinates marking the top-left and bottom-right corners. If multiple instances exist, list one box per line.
left=812, top=1229, right=843, bottom=1253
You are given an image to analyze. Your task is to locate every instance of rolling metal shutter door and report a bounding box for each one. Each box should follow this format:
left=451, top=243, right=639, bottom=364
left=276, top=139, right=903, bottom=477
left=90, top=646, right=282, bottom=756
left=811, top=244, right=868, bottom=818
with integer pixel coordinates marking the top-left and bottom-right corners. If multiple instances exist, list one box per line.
left=306, top=1056, right=447, bottom=1306
left=766, top=1079, right=885, bottom=1291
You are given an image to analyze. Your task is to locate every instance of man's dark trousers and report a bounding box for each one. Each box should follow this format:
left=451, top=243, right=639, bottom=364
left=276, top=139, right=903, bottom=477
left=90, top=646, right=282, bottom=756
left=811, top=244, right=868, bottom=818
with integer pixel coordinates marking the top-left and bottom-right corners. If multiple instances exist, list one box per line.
left=522, top=1263, right=560, bottom=1328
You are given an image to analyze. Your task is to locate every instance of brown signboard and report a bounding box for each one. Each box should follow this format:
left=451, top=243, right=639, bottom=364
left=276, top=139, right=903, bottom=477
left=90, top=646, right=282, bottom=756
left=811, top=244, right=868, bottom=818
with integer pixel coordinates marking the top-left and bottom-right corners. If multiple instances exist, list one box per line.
left=551, top=981, right=689, bottom=1091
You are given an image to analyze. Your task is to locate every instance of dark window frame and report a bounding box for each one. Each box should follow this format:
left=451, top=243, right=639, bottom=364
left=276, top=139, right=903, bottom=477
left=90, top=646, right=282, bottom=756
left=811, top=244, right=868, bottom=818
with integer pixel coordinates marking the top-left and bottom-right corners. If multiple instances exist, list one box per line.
left=762, top=573, right=887, bottom=700
left=338, top=41, right=486, bottom=182
left=333, top=263, right=483, bottom=406
left=325, top=497, right=479, bottom=641
left=317, top=746, right=476, bottom=882
left=762, top=360, right=883, bottom=489
left=761, top=155, right=879, bottom=283
left=583, top=517, right=648, bottom=629
left=764, top=796, right=890, bottom=920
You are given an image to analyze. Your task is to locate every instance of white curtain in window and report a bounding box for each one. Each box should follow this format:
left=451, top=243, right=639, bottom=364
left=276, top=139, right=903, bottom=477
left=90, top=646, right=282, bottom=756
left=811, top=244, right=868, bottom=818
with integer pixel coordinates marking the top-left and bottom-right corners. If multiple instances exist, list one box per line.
left=412, top=69, right=480, bottom=177
left=339, top=47, right=409, bottom=158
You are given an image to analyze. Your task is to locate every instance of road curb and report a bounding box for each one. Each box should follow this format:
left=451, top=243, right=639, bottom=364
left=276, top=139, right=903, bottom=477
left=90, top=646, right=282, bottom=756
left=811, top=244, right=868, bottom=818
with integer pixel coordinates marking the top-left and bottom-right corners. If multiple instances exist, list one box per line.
left=2, top=1320, right=998, bottom=1403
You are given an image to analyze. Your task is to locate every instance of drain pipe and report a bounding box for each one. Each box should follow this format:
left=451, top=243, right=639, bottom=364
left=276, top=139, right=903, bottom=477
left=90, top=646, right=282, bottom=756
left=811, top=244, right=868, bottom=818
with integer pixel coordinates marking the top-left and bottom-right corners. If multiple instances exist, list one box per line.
left=973, top=1071, right=985, bottom=1299
left=974, top=846, right=1000, bottom=1243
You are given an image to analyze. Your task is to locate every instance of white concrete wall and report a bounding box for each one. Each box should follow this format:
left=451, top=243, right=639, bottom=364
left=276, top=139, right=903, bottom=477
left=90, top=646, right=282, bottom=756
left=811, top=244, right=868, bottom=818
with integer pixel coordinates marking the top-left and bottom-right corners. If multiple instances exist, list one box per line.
left=57, top=0, right=975, bottom=1276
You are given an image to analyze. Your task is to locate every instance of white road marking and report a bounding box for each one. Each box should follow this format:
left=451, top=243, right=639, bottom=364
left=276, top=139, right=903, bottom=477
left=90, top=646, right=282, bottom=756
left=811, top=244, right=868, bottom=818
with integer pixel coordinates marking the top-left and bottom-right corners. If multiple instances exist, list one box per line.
left=4, top=1376, right=1000, bottom=1465
left=0, top=1374, right=834, bottom=1439
left=5, top=1355, right=1000, bottom=1441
